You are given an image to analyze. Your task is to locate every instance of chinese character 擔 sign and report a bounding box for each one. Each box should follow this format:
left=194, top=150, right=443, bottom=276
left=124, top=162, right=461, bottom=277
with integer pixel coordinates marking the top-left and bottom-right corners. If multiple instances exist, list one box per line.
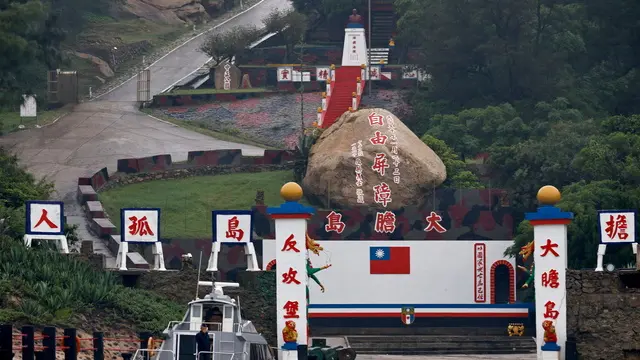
left=474, top=243, right=486, bottom=303
left=213, top=210, right=253, bottom=243
left=26, top=201, right=64, bottom=235
left=121, top=208, right=160, bottom=242
left=598, top=210, right=636, bottom=244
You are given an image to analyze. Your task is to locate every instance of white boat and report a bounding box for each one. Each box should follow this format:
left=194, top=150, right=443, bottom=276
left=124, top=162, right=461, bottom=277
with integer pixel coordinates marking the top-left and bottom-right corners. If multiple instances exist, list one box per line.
left=138, top=281, right=273, bottom=360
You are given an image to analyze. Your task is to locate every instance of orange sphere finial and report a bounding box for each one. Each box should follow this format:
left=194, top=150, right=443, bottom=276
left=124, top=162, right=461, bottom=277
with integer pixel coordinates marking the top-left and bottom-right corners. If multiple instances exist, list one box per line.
left=281, top=182, right=303, bottom=202
left=537, top=185, right=561, bottom=205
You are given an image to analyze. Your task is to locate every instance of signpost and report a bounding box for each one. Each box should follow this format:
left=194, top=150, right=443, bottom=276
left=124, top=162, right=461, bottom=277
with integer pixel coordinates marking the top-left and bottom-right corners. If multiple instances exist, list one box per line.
left=117, top=208, right=165, bottom=271
left=207, top=210, right=259, bottom=272
left=24, top=201, right=69, bottom=253
left=595, top=210, right=637, bottom=271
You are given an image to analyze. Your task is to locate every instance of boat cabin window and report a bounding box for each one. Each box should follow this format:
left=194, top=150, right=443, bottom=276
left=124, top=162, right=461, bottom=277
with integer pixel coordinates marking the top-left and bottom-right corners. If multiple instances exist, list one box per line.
left=224, top=306, right=233, bottom=319
left=191, top=305, right=202, bottom=318
left=203, top=305, right=223, bottom=326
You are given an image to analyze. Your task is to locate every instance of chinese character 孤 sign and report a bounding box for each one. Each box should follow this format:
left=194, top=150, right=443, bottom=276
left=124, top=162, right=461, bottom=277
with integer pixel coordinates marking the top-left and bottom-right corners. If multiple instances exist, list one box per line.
left=213, top=210, right=253, bottom=244
left=598, top=210, right=636, bottom=244
left=26, top=201, right=64, bottom=235
left=121, top=208, right=160, bottom=242
left=474, top=243, right=486, bottom=303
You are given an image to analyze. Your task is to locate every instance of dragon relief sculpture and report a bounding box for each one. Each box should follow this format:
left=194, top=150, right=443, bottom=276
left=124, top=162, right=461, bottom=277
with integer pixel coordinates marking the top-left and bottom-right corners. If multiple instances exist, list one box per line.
left=517, top=241, right=535, bottom=288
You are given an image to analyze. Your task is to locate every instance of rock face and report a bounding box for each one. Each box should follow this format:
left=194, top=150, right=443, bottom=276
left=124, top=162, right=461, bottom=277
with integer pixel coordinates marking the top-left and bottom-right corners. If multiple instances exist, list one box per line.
left=123, top=0, right=209, bottom=25
left=303, top=108, right=446, bottom=210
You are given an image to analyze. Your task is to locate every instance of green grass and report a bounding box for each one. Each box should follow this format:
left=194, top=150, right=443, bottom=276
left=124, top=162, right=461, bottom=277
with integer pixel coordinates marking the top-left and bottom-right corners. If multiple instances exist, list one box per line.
left=142, top=108, right=276, bottom=149
left=99, top=171, right=306, bottom=238
left=168, top=88, right=270, bottom=95
left=0, top=107, right=70, bottom=134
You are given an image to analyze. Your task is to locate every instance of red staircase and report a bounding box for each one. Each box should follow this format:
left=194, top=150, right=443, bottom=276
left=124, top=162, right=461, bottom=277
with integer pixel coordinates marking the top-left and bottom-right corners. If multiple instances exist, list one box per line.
left=321, top=66, right=363, bottom=129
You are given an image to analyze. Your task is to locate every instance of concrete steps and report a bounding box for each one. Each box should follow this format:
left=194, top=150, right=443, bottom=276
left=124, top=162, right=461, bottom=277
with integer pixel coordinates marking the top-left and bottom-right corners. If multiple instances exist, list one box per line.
left=367, top=48, right=390, bottom=65
left=347, top=335, right=536, bottom=356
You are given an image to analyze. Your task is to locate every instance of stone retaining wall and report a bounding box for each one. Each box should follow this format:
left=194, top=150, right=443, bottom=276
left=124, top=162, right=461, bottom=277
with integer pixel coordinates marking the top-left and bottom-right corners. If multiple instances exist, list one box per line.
left=567, top=269, right=640, bottom=360
left=76, top=149, right=295, bottom=274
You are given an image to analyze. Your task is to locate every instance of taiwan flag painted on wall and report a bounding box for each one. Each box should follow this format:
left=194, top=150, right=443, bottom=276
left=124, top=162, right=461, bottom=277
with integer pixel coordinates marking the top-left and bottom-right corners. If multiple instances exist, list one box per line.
left=369, top=246, right=410, bottom=274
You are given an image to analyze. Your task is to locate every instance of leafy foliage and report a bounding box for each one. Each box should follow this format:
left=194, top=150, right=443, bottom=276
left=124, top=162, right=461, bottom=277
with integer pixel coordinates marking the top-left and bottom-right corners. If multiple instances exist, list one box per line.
left=262, top=9, right=308, bottom=63
left=420, top=134, right=483, bottom=189
left=199, top=25, right=262, bottom=67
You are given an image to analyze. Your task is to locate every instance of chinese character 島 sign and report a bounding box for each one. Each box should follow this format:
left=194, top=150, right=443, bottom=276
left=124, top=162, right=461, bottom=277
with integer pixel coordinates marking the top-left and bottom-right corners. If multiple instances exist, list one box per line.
left=213, top=210, right=253, bottom=243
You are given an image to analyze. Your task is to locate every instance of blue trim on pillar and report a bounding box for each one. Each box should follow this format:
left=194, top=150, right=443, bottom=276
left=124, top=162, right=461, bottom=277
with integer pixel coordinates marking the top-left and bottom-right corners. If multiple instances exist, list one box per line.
left=541, top=342, right=561, bottom=351
left=267, top=201, right=315, bottom=215
left=525, top=205, right=573, bottom=221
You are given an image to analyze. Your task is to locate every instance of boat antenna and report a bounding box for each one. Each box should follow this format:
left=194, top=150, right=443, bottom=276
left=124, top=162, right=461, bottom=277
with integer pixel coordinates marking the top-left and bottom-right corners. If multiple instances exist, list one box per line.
left=195, top=251, right=203, bottom=300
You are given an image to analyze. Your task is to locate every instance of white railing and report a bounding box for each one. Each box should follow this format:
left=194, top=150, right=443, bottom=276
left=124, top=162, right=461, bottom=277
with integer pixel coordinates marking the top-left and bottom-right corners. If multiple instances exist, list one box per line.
left=133, top=348, right=174, bottom=360
left=165, top=321, right=223, bottom=332
left=197, top=350, right=249, bottom=360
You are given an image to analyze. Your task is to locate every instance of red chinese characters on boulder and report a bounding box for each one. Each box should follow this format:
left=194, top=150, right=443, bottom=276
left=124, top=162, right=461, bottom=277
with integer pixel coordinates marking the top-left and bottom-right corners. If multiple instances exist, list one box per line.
left=372, top=153, right=390, bottom=176
left=373, top=182, right=392, bottom=207
left=225, top=216, right=244, bottom=241
left=281, top=234, right=301, bottom=253
left=369, top=131, right=388, bottom=145
left=368, top=112, right=385, bottom=126
left=605, top=214, right=629, bottom=241
left=542, top=269, right=560, bottom=288
left=34, top=209, right=58, bottom=229
left=325, top=211, right=345, bottom=233
left=282, top=267, right=301, bottom=285
left=283, top=301, right=300, bottom=319
left=375, top=211, right=396, bottom=233
left=128, top=216, right=154, bottom=236
left=424, top=211, right=446, bottom=233
left=540, top=239, right=559, bottom=257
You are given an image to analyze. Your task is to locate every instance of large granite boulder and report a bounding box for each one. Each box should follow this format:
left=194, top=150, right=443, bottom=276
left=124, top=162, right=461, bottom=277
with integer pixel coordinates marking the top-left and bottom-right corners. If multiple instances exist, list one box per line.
left=303, top=108, right=446, bottom=210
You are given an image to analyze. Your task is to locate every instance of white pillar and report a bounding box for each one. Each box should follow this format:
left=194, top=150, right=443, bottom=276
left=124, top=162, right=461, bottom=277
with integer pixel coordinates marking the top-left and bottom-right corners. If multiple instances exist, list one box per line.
left=267, top=182, right=315, bottom=360
left=525, top=186, right=573, bottom=360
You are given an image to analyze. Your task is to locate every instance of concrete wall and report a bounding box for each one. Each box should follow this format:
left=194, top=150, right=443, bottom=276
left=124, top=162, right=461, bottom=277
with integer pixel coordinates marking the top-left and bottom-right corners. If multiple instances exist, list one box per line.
left=262, top=240, right=515, bottom=305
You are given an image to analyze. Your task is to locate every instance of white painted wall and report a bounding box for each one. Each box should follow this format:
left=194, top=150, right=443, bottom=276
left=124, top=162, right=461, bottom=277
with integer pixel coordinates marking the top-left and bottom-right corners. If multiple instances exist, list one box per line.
left=342, top=28, right=369, bottom=67
left=262, top=240, right=515, bottom=304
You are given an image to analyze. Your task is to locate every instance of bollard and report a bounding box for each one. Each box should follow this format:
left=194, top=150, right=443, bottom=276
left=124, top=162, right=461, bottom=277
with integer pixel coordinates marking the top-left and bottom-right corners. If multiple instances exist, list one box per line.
left=0, top=324, right=13, bottom=360
left=22, top=326, right=35, bottom=360
left=121, top=353, right=133, bottom=360
left=42, top=327, right=56, bottom=360
left=297, top=345, right=308, bottom=360
left=93, top=332, right=104, bottom=360
left=139, top=332, right=152, bottom=360
left=63, top=328, right=77, bottom=360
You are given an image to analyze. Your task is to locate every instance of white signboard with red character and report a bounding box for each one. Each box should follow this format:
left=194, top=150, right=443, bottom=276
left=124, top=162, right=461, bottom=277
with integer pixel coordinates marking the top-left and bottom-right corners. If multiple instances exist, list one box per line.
left=208, top=210, right=259, bottom=272
left=118, top=208, right=165, bottom=271
left=277, top=67, right=293, bottom=82
left=316, top=67, right=330, bottom=82
left=24, top=201, right=69, bottom=253
left=595, top=210, right=637, bottom=272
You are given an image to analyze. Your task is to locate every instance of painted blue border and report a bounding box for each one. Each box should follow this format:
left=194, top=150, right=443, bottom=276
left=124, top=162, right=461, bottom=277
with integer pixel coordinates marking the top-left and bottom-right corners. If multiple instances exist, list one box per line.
left=597, top=209, right=637, bottom=244
left=266, top=201, right=315, bottom=215
left=212, top=210, right=254, bottom=244
left=308, top=303, right=534, bottom=310
left=525, top=205, right=573, bottom=221
left=120, top=208, right=161, bottom=243
left=25, top=200, right=65, bottom=235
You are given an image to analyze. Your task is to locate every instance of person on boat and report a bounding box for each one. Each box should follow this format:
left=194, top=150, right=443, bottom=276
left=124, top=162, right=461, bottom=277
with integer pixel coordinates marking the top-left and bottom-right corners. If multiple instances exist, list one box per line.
left=195, top=324, right=211, bottom=360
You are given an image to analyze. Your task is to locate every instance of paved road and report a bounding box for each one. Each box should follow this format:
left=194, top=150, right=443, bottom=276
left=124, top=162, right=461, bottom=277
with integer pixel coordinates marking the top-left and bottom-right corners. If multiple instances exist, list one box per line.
left=98, top=0, right=291, bottom=101
left=1, top=0, right=289, bottom=263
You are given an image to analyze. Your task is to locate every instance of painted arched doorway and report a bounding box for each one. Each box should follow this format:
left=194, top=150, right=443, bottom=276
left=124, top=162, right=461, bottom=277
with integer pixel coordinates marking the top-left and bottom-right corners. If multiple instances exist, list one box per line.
left=490, top=260, right=515, bottom=304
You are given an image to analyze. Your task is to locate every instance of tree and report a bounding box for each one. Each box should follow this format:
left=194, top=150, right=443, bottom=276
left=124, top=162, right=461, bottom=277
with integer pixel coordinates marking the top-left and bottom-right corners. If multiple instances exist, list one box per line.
left=421, top=134, right=483, bottom=189
left=262, top=9, right=307, bottom=63
left=199, top=26, right=261, bottom=67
